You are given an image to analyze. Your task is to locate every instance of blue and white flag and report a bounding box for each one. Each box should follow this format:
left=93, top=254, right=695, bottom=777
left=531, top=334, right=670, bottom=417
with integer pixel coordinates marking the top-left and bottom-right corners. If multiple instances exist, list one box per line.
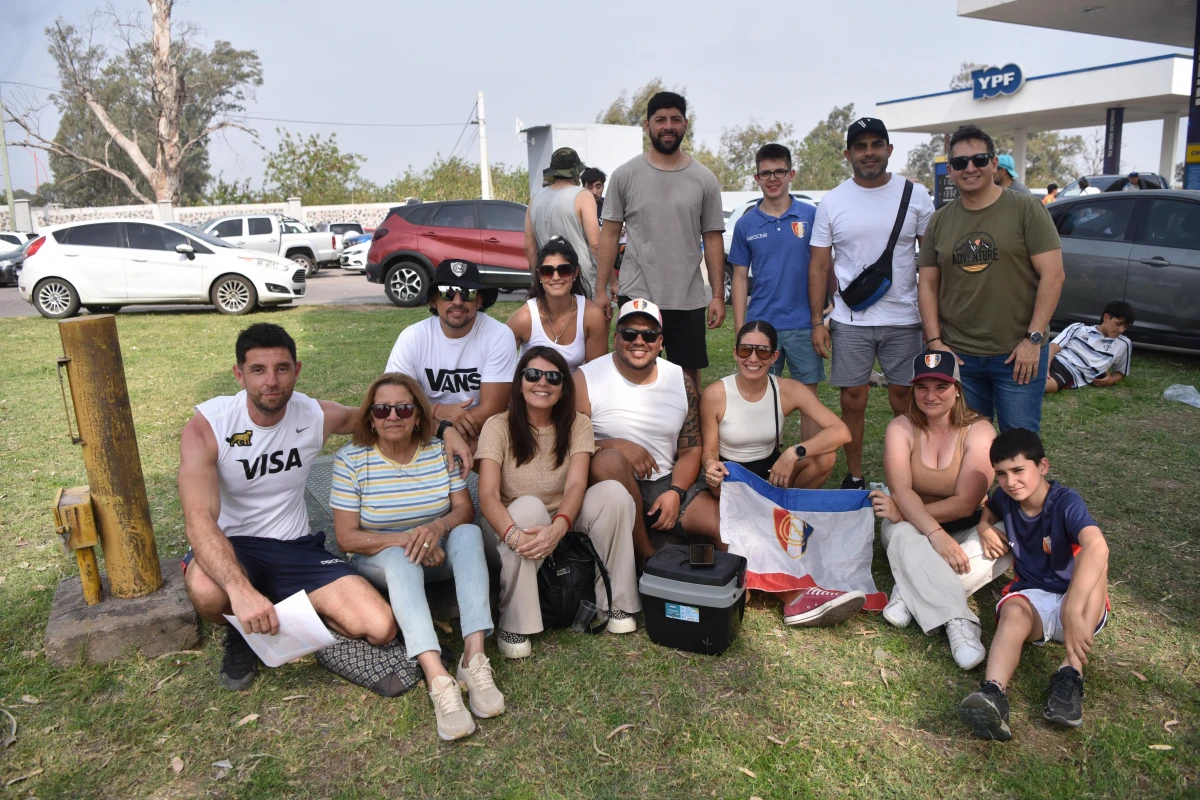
left=718, top=463, right=886, bottom=610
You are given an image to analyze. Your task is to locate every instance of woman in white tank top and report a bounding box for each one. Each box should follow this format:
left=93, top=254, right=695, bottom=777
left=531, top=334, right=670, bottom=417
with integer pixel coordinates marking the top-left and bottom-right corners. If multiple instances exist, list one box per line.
left=700, top=321, right=851, bottom=493
left=506, top=237, right=608, bottom=373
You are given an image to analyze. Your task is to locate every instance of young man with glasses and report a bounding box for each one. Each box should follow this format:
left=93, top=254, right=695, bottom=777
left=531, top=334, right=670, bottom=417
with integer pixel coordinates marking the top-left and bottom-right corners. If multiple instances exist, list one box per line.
left=809, top=117, right=935, bottom=490
left=574, top=299, right=720, bottom=564
left=385, top=259, right=518, bottom=450
left=917, top=125, right=1064, bottom=432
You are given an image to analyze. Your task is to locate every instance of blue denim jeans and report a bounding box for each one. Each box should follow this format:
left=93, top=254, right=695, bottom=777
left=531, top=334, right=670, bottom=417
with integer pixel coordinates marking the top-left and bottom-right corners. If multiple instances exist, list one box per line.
left=958, top=347, right=1049, bottom=433
left=351, top=523, right=493, bottom=658
left=768, top=327, right=826, bottom=385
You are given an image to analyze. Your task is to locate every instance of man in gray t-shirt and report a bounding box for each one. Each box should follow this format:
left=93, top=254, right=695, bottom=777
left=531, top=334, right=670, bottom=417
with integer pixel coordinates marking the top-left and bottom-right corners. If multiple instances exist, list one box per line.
left=595, top=91, right=726, bottom=383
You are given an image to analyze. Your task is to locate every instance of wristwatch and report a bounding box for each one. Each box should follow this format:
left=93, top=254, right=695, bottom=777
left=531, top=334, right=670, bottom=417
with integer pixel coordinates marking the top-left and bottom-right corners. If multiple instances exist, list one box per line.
left=1026, top=331, right=1045, bottom=346
left=793, top=444, right=807, bottom=459
left=436, top=419, right=453, bottom=439
left=667, top=485, right=688, bottom=503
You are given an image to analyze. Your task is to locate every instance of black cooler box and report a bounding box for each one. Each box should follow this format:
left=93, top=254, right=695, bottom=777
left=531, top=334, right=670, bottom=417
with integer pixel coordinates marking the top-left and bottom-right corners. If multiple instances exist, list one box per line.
left=638, top=545, right=746, bottom=655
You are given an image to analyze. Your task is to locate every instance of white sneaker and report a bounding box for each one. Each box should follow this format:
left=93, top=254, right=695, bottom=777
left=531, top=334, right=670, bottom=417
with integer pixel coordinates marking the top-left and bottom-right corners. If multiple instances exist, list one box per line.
left=428, top=675, right=475, bottom=741
left=605, top=608, right=637, bottom=634
left=946, top=618, right=986, bottom=670
left=882, top=594, right=912, bottom=628
left=456, top=653, right=505, bottom=718
left=497, top=629, right=531, bottom=659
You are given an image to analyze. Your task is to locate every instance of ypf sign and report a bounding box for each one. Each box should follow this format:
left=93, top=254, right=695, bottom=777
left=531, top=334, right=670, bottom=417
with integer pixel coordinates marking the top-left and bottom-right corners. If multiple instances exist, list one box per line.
left=971, top=64, right=1024, bottom=100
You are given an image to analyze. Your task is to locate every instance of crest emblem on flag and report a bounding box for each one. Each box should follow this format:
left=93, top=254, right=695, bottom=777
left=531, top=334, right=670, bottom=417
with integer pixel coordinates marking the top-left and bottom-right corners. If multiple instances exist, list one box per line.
left=791, top=221, right=807, bottom=238
left=773, top=508, right=814, bottom=559
left=924, top=353, right=942, bottom=368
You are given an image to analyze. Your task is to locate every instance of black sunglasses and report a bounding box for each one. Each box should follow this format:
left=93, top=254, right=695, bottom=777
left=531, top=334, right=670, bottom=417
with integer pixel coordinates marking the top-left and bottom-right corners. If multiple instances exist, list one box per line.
left=735, top=343, right=774, bottom=359
left=949, top=153, right=994, bottom=171
left=538, top=263, right=577, bottom=278
left=616, top=327, right=662, bottom=343
left=521, top=367, right=564, bottom=386
left=436, top=286, right=478, bottom=302
left=370, top=402, right=415, bottom=420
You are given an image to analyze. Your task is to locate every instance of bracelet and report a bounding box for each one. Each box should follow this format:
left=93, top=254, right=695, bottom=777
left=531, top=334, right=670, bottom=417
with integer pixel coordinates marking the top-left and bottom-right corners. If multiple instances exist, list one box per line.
left=552, top=512, right=573, bottom=531
left=925, top=336, right=942, bottom=346
left=438, top=517, right=449, bottom=535
left=926, top=527, right=945, bottom=538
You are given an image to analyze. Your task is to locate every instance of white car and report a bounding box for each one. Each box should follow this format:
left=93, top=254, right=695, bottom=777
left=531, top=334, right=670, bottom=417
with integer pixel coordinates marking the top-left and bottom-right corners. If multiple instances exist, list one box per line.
left=339, top=240, right=369, bottom=271
left=18, top=218, right=305, bottom=319
left=0, top=230, right=37, bottom=248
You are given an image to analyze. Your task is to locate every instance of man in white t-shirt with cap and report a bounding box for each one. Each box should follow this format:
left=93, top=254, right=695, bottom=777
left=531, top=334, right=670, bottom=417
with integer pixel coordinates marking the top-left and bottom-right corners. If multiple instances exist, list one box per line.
left=574, top=298, right=720, bottom=564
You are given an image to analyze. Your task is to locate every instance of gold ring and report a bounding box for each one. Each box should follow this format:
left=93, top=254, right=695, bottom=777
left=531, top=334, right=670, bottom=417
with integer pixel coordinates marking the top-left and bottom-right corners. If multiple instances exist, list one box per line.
left=422, top=543, right=430, bottom=548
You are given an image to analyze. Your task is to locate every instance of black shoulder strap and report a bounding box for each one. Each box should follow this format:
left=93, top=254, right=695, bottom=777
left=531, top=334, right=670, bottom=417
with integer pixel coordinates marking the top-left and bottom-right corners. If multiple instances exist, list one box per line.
left=576, top=534, right=613, bottom=635
left=769, top=375, right=781, bottom=450
left=884, top=180, right=914, bottom=255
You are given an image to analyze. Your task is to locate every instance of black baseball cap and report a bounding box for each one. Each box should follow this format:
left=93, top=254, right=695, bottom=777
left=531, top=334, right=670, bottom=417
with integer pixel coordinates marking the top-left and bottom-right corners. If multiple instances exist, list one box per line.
left=430, top=259, right=498, bottom=308
left=912, top=351, right=960, bottom=384
left=846, top=117, right=889, bottom=148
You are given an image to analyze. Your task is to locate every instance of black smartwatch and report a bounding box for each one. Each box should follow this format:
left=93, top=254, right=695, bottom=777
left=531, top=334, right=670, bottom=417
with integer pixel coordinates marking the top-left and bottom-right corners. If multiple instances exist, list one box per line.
left=1026, top=331, right=1045, bottom=346
left=793, top=444, right=807, bottom=459
left=437, top=419, right=453, bottom=439
left=668, top=485, right=688, bottom=503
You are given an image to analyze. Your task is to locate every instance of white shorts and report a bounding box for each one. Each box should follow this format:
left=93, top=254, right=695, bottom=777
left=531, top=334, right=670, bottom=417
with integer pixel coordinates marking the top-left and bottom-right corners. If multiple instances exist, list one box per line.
left=996, top=588, right=1109, bottom=646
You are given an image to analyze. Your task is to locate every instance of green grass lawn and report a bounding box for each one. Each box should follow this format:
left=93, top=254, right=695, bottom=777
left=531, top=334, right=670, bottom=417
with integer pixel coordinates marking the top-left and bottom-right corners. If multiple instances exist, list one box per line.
left=1, top=303, right=1197, bottom=799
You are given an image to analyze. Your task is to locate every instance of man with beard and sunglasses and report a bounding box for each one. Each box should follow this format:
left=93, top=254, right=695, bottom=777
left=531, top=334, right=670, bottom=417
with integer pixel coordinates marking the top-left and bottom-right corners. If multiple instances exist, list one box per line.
left=809, top=117, right=935, bottom=490
left=574, top=299, right=721, bottom=565
left=179, top=323, right=473, bottom=695
left=918, top=125, right=1064, bottom=433
left=594, top=91, right=726, bottom=389
left=384, top=259, right=519, bottom=450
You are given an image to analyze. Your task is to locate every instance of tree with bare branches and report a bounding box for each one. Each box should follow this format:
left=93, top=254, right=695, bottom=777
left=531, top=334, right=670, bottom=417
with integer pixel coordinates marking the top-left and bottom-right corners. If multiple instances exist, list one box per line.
left=6, top=0, right=262, bottom=205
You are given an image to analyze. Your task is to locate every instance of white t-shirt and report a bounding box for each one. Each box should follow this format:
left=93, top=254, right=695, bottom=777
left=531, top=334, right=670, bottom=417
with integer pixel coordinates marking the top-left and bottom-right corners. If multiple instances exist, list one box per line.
left=1051, top=323, right=1132, bottom=386
left=811, top=174, right=934, bottom=326
left=384, top=314, right=518, bottom=407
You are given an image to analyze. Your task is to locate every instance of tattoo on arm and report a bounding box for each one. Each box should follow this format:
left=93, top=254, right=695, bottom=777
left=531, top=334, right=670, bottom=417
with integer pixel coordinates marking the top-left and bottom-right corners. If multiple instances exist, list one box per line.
left=678, top=374, right=701, bottom=450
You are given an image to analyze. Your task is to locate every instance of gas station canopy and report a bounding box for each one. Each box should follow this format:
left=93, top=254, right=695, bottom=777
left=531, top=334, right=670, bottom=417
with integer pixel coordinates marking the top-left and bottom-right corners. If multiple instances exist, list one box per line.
left=958, top=0, right=1196, bottom=49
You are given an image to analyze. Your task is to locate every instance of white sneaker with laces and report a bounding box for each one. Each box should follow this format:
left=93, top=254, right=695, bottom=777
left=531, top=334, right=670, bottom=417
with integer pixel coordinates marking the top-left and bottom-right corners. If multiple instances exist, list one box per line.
left=428, top=674, right=475, bottom=741
left=882, top=594, right=912, bottom=628
left=456, top=653, right=505, bottom=718
left=946, top=618, right=986, bottom=670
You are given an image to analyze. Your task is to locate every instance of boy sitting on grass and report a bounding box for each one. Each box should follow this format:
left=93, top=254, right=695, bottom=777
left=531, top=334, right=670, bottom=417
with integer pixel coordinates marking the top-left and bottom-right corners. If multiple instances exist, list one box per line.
left=1045, top=301, right=1133, bottom=394
left=958, top=428, right=1110, bottom=741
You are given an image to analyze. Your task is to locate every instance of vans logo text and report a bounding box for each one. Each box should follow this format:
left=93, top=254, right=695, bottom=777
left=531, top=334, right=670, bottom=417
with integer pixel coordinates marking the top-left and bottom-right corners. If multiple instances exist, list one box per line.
left=426, top=368, right=482, bottom=393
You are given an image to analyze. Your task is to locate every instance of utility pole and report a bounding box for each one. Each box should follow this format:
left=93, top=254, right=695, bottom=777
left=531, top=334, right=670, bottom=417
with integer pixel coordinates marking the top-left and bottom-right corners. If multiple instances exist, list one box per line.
left=478, top=90, right=492, bottom=200
left=0, top=86, right=16, bottom=228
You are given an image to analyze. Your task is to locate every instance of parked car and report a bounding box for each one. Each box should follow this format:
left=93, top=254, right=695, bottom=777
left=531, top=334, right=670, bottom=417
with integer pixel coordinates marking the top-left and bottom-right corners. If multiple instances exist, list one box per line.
left=1056, top=173, right=1170, bottom=199
left=17, top=219, right=305, bottom=319
left=314, top=221, right=366, bottom=254
left=0, top=230, right=37, bottom=248
left=202, top=214, right=337, bottom=277
left=1047, top=189, right=1200, bottom=351
left=340, top=240, right=369, bottom=271
left=0, top=245, right=23, bottom=286
left=720, top=193, right=818, bottom=303
left=365, top=200, right=528, bottom=307
left=343, top=231, right=374, bottom=248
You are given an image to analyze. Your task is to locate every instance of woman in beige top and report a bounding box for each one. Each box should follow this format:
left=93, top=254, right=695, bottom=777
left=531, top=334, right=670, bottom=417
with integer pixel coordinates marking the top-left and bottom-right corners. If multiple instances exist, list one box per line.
left=477, top=346, right=639, bottom=659
left=871, top=352, right=1013, bottom=671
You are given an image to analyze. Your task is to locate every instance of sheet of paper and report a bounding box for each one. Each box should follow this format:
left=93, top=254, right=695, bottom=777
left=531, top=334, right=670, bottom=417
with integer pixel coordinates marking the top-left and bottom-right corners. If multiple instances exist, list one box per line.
left=223, top=590, right=337, bottom=668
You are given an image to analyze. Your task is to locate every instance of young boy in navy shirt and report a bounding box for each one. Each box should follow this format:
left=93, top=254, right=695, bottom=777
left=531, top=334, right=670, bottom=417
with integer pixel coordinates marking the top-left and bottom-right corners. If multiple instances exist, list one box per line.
left=958, top=428, right=1110, bottom=741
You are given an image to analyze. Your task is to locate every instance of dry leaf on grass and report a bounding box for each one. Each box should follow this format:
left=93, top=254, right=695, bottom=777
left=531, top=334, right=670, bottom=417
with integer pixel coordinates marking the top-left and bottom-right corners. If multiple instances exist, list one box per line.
left=767, top=735, right=788, bottom=746
left=431, top=619, right=452, bottom=634
left=150, top=668, right=182, bottom=694
left=170, top=757, right=184, bottom=774
left=1132, top=671, right=1148, bottom=682
left=1116, top=661, right=1131, bottom=666
left=1, top=708, right=16, bottom=749
left=20, top=695, right=40, bottom=705
left=606, top=724, right=634, bottom=741
left=41, top=723, right=58, bottom=735
left=236, top=713, right=259, bottom=727
left=841, top=681, right=855, bottom=686
left=880, top=668, right=890, bottom=688
left=4, top=768, right=43, bottom=787
left=156, top=650, right=202, bottom=660
left=1164, top=719, right=1179, bottom=732
left=281, top=695, right=308, bottom=702
left=738, top=767, right=757, bottom=779
left=1149, top=744, right=1174, bottom=751
left=873, top=648, right=890, bottom=663
left=211, top=759, right=232, bottom=768
left=591, top=735, right=612, bottom=760
left=460, top=741, right=486, bottom=748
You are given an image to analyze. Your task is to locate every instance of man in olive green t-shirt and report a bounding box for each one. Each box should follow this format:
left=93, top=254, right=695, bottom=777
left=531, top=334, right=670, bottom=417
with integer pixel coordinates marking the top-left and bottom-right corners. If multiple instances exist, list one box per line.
left=917, top=125, right=1064, bottom=433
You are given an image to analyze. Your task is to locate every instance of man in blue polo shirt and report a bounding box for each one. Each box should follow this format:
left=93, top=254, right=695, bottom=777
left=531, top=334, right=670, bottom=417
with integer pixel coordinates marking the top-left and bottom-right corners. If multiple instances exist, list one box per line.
left=730, top=143, right=823, bottom=390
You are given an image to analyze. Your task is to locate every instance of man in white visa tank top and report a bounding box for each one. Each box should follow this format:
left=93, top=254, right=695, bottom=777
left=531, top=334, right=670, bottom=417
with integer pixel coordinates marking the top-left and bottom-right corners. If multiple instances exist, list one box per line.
left=179, top=323, right=472, bottom=694
left=575, top=299, right=721, bottom=565
left=385, top=259, right=518, bottom=452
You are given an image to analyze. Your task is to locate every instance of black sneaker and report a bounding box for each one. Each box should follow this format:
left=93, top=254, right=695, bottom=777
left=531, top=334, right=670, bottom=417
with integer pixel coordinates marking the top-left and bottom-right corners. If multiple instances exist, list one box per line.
left=220, top=627, right=259, bottom=691
left=840, top=474, right=866, bottom=490
left=958, top=680, right=1012, bottom=741
left=1043, top=666, right=1084, bottom=728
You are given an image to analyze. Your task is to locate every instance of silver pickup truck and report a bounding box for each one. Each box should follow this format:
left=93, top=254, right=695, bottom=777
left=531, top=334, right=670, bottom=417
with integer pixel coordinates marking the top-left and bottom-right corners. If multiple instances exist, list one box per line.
left=202, top=214, right=338, bottom=277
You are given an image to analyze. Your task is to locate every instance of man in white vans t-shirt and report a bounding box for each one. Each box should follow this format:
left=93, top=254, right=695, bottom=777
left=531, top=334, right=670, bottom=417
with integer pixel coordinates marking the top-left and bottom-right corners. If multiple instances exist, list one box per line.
left=808, top=117, right=934, bottom=490
left=385, top=259, right=518, bottom=450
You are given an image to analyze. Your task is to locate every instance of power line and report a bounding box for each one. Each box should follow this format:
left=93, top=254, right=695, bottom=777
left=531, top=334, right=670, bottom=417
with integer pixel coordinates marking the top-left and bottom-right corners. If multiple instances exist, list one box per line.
left=0, top=80, right=57, bottom=92
left=237, top=114, right=465, bottom=128
left=447, top=102, right=478, bottom=162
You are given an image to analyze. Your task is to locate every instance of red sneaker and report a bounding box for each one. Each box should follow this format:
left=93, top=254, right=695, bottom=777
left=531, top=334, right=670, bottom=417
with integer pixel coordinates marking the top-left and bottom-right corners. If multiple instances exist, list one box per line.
left=783, top=587, right=867, bottom=627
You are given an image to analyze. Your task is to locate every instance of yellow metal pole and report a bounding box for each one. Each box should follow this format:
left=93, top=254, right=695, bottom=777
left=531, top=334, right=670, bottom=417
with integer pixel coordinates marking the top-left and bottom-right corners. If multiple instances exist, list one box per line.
left=76, top=549, right=102, bottom=606
left=58, top=316, right=162, bottom=598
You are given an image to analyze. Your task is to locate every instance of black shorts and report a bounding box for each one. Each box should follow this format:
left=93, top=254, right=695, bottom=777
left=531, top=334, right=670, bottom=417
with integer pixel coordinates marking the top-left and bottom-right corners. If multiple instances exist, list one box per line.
left=619, top=296, right=709, bottom=370
left=729, top=450, right=781, bottom=482
left=182, top=532, right=358, bottom=603
left=1048, top=357, right=1076, bottom=390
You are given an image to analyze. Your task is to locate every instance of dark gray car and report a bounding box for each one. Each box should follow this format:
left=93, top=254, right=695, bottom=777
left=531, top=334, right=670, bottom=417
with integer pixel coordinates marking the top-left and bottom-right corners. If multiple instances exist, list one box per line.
left=1048, top=190, right=1200, bottom=351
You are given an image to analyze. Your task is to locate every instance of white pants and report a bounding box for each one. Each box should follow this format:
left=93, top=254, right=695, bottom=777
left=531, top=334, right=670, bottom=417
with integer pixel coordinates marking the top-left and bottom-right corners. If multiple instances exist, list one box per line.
left=880, top=519, right=1013, bottom=634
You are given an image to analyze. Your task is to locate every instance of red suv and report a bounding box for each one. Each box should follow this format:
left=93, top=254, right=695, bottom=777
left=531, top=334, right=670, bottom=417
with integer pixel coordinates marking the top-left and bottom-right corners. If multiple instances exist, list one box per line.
left=366, top=200, right=529, bottom=306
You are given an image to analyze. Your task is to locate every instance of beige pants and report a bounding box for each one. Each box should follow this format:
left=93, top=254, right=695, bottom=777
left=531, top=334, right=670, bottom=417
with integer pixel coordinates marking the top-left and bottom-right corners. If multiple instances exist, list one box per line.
left=481, top=480, right=641, bottom=635
left=880, top=519, right=1014, bottom=634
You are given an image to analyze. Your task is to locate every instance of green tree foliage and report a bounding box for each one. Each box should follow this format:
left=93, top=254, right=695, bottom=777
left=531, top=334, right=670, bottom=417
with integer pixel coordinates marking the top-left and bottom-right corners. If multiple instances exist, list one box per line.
left=260, top=130, right=375, bottom=205
left=793, top=104, right=856, bottom=190
left=381, top=156, right=529, bottom=205
left=203, top=173, right=258, bottom=205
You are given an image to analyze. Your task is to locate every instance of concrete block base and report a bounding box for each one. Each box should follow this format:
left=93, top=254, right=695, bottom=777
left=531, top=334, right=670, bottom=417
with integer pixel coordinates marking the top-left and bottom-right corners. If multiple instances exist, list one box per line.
left=45, top=558, right=200, bottom=666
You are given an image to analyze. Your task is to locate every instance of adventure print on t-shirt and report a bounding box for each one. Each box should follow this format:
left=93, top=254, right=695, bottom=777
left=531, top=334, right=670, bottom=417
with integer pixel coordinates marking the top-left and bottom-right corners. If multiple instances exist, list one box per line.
left=952, top=231, right=999, bottom=273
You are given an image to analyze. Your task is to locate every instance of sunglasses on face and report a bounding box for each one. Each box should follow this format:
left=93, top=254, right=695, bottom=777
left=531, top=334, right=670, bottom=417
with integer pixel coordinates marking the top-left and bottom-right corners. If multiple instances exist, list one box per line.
left=436, top=286, right=478, bottom=302
left=522, top=367, right=564, bottom=386
left=949, top=153, right=994, bottom=171
left=735, top=343, right=774, bottom=359
left=616, top=327, right=662, bottom=343
left=370, top=402, right=415, bottom=420
left=538, top=263, right=577, bottom=278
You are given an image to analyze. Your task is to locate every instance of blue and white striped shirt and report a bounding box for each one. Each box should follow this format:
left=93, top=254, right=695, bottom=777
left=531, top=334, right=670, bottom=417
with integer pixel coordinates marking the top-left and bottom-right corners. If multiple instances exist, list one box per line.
left=1052, top=323, right=1132, bottom=387
left=330, top=440, right=465, bottom=532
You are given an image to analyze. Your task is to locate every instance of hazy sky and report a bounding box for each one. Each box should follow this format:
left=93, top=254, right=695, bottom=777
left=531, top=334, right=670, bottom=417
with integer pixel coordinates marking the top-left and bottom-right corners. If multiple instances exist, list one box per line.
left=1, top=0, right=1188, bottom=197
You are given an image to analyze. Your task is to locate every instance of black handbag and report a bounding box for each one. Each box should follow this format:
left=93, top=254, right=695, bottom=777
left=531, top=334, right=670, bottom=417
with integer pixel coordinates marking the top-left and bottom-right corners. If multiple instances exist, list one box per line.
left=538, top=531, right=613, bottom=634
left=838, top=179, right=913, bottom=312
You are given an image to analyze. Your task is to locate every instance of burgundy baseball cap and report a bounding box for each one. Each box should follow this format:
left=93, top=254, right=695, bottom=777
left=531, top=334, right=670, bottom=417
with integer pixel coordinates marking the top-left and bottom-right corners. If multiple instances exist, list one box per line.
left=912, top=351, right=960, bottom=383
